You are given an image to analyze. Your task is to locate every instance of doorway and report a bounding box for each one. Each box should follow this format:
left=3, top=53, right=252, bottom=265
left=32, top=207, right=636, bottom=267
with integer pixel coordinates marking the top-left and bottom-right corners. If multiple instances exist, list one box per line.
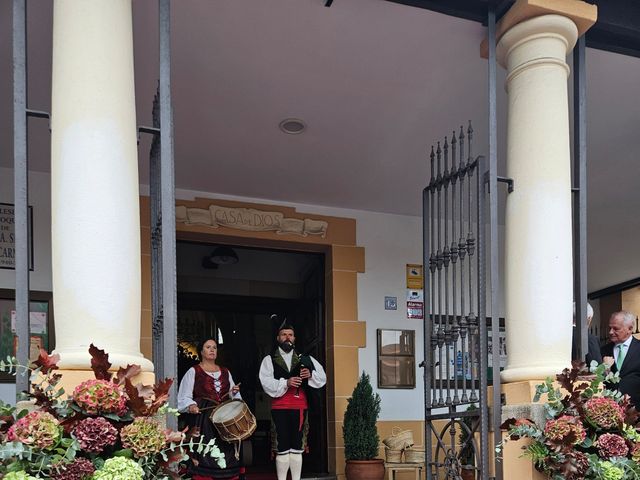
left=176, top=241, right=327, bottom=475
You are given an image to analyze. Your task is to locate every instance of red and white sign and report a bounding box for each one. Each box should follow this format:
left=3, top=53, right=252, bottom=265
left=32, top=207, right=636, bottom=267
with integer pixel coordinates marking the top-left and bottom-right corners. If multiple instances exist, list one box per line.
left=407, top=301, right=424, bottom=319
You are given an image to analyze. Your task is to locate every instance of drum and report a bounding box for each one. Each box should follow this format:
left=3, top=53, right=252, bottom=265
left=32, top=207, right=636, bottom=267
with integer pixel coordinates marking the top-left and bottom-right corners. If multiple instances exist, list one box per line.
left=210, top=399, right=257, bottom=443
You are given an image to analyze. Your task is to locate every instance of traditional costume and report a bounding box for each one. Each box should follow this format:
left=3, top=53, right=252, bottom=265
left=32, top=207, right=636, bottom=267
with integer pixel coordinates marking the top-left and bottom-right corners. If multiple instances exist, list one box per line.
left=259, top=338, right=326, bottom=480
left=178, top=364, right=242, bottom=480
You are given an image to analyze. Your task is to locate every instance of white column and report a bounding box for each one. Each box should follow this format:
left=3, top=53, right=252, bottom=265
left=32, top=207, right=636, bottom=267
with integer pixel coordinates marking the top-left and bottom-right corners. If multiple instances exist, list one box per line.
left=51, top=1, right=153, bottom=371
left=498, top=15, right=578, bottom=383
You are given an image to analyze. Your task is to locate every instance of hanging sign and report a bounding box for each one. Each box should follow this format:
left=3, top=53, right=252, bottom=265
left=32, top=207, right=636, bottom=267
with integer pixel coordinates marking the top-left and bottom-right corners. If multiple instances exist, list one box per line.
left=406, top=264, right=424, bottom=319
left=407, top=301, right=424, bottom=319
left=406, top=264, right=424, bottom=289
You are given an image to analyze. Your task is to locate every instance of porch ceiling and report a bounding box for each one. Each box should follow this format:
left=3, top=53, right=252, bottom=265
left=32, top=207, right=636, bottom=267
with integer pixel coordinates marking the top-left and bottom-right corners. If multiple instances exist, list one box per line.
left=0, top=0, right=638, bottom=292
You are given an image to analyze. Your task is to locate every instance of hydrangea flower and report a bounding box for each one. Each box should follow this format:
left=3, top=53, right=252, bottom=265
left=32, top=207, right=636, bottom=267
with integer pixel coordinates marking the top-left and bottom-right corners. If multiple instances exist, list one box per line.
left=72, top=417, right=118, bottom=453
left=51, top=457, right=96, bottom=480
left=631, top=442, right=640, bottom=462
left=3, top=472, right=38, bottom=480
left=565, top=451, right=590, bottom=480
left=72, top=379, right=127, bottom=415
left=120, top=417, right=166, bottom=458
left=92, top=457, right=144, bottom=480
left=599, top=460, right=625, bottom=480
left=543, top=415, right=586, bottom=445
left=597, top=433, right=629, bottom=459
left=7, top=410, right=62, bottom=449
left=585, top=397, right=624, bottom=429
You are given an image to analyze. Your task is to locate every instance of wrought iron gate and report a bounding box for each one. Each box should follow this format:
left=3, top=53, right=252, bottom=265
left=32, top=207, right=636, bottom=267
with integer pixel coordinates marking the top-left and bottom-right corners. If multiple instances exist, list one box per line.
left=422, top=122, right=495, bottom=480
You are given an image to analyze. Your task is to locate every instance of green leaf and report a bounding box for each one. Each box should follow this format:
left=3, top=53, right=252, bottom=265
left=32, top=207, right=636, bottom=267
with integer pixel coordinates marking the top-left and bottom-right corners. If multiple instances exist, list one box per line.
left=343, top=371, right=381, bottom=460
left=113, top=448, right=134, bottom=458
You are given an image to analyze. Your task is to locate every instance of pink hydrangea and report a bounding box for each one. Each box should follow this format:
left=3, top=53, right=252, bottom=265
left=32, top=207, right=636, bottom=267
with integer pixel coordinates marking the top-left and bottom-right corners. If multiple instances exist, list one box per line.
left=597, top=433, right=629, bottom=458
left=543, top=415, right=586, bottom=445
left=72, top=417, right=118, bottom=453
left=51, top=457, right=95, bottom=480
left=7, top=410, right=61, bottom=450
left=585, top=397, right=624, bottom=429
left=72, top=379, right=127, bottom=415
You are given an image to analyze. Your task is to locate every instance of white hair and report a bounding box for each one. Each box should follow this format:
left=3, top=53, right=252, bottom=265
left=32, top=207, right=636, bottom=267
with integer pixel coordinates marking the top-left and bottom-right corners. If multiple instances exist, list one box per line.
left=612, top=311, right=637, bottom=328
left=573, top=302, right=594, bottom=320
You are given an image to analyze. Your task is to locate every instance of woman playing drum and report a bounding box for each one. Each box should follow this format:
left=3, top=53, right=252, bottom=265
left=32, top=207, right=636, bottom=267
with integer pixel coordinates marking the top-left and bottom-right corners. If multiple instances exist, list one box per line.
left=178, top=338, right=242, bottom=480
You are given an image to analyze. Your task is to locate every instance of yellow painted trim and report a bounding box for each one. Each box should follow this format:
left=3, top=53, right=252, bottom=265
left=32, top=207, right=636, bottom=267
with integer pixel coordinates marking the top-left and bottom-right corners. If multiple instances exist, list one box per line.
left=138, top=196, right=365, bottom=475
left=331, top=245, right=365, bottom=273
left=332, top=321, right=366, bottom=348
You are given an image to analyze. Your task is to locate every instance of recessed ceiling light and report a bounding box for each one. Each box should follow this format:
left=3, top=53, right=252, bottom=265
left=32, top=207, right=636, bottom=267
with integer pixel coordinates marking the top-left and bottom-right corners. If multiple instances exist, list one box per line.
left=279, top=118, right=306, bottom=135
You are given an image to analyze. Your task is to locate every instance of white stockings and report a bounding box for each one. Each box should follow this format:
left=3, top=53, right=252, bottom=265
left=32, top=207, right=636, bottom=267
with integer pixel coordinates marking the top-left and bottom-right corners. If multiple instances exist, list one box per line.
left=275, top=452, right=303, bottom=480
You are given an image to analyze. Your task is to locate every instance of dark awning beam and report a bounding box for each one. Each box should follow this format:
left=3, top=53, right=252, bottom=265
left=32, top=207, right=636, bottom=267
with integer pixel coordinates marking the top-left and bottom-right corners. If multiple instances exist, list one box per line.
left=386, top=0, right=640, bottom=59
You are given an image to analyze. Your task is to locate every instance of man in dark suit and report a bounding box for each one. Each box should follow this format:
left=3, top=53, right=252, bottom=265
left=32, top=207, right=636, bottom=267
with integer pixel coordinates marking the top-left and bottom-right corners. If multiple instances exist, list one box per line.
left=572, top=302, right=603, bottom=365
left=601, top=311, right=640, bottom=407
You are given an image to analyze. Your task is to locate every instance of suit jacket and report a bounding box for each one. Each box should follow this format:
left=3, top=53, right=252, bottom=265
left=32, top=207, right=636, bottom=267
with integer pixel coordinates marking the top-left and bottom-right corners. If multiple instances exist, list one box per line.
left=602, top=337, right=640, bottom=407
left=571, top=329, right=603, bottom=365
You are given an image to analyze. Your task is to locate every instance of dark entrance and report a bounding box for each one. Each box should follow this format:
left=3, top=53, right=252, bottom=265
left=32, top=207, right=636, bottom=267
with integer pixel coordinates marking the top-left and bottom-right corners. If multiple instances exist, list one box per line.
left=176, top=241, right=327, bottom=476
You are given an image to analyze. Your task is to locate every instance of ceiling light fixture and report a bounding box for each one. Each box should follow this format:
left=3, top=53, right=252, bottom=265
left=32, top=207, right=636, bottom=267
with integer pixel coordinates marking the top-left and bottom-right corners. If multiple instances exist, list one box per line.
left=210, top=246, right=239, bottom=265
left=279, top=118, right=306, bottom=135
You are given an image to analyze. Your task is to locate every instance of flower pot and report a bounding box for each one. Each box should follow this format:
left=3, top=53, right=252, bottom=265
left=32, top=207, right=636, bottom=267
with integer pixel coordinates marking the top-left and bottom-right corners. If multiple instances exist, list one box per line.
left=345, top=459, right=385, bottom=480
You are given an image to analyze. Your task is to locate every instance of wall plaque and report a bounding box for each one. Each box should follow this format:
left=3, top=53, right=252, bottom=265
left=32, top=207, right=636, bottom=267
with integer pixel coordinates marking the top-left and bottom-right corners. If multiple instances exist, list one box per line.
left=176, top=203, right=329, bottom=238
left=0, top=203, right=33, bottom=270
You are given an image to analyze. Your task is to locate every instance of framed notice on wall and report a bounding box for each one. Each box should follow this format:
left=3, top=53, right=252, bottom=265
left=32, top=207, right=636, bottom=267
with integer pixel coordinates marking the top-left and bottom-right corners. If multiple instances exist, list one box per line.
left=0, top=289, right=54, bottom=383
left=377, top=329, right=416, bottom=389
left=0, top=203, right=34, bottom=270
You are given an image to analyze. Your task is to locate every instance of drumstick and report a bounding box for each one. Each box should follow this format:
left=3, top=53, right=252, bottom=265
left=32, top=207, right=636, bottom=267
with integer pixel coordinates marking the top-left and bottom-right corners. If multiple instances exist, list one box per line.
left=198, top=404, right=218, bottom=412
left=225, top=383, right=241, bottom=399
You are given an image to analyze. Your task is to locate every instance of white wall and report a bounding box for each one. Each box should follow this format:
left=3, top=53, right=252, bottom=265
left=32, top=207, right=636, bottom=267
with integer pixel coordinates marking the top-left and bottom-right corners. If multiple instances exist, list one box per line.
left=356, top=211, right=425, bottom=420
left=0, top=167, right=52, bottom=403
left=0, top=168, right=52, bottom=292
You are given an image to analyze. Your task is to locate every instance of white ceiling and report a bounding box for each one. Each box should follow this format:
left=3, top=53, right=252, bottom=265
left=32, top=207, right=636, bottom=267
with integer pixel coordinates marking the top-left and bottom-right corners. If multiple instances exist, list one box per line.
left=0, top=0, right=639, bottom=292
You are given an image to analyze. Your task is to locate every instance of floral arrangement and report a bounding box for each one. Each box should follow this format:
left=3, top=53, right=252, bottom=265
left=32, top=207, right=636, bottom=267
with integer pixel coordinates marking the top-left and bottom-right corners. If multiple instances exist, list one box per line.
left=0, top=344, right=224, bottom=479
left=500, top=362, right=640, bottom=480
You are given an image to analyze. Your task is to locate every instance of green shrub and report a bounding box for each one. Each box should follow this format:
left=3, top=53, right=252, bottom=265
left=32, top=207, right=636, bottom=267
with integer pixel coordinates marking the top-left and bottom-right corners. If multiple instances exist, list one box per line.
left=343, top=372, right=381, bottom=460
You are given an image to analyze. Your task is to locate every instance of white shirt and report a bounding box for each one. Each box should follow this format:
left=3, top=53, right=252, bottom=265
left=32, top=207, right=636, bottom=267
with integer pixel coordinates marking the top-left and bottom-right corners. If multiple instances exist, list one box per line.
left=259, top=348, right=327, bottom=398
left=614, top=336, right=633, bottom=366
left=177, top=366, right=241, bottom=412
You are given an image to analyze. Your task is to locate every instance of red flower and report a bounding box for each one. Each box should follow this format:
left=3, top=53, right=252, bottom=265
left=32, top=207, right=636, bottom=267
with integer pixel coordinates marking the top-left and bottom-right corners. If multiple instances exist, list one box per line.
left=544, top=415, right=586, bottom=445
left=585, top=397, right=624, bottom=429
left=51, top=457, right=95, bottom=480
left=596, top=433, right=629, bottom=458
left=72, top=417, right=118, bottom=453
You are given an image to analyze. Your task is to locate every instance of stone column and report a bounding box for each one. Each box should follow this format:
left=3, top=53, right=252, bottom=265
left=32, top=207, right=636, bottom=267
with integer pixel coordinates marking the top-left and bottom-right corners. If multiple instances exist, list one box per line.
left=498, top=15, right=578, bottom=383
left=51, top=0, right=153, bottom=373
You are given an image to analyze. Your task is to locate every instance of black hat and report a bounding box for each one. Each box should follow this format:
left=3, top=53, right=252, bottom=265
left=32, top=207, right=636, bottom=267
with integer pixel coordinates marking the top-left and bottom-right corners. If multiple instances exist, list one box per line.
left=271, top=314, right=294, bottom=333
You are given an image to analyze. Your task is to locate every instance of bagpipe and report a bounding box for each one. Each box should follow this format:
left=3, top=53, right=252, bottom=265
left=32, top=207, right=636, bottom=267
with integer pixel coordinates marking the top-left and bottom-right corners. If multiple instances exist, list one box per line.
left=291, top=352, right=315, bottom=396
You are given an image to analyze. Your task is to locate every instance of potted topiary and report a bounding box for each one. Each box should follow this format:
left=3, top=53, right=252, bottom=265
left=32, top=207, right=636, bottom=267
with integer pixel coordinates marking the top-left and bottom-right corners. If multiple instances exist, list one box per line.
left=343, top=372, right=384, bottom=480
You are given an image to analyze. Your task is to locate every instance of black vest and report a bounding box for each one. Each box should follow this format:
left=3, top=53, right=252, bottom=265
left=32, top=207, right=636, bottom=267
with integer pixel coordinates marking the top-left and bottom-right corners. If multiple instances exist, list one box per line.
left=271, top=348, right=302, bottom=380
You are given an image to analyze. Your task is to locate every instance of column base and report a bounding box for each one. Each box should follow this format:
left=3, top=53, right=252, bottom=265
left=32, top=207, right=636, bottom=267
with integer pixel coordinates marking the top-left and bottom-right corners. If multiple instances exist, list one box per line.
left=51, top=369, right=156, bottom=397
left=500, top=364, right=567, bottom=383
left=497, top=380, right=552, bottom=480
left=501, top=433, right=548, bottom=480
left=54, top=350, right=154, bottom=372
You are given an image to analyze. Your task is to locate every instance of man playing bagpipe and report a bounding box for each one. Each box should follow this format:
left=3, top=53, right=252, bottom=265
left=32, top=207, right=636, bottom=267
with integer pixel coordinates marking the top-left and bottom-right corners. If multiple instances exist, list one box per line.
left=258, top=316, right=326, bottom=480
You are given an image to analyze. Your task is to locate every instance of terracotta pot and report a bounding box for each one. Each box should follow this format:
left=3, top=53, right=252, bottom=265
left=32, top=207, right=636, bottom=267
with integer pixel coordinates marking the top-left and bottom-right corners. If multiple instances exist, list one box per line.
left=345, top=459, right=385, bottom=480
